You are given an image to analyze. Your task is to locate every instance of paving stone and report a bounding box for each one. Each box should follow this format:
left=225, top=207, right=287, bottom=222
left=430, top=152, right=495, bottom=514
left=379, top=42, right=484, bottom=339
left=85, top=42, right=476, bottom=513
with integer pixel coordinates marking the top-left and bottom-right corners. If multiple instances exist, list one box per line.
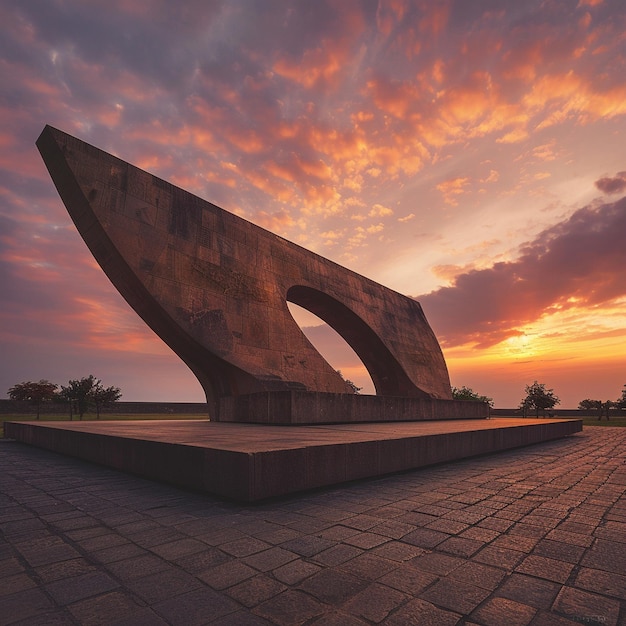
left=533, top=539, right=586, bottom=564
left=338, top=552, right=397, bottom=581
left=198, top=560, right=257, bottom=590
left=226, top=574, right=286, bottom=607
left=425, top=518, right=469, bottom=534
left=342, top=582, right=409, bottom=622
left=371, top=540, right=426, bottom=562
left=495, top=573, right=561, bottom=609
left=104, top=553, right=170, bottom=581
left=377, top=563, right=439, bottom=594
left=145, top=537, right=207, bottom=561
left=254, top=589, right=325, bottom=625
left=45, top=570, right=119, bottom=605
left=298, top=569, right=367, bottom=605
left=312, top=543, right=363, bottom=566
left=369, top=519, right=415, bottom=539
left=411, top=551, right=465, bottom=575
left=220, top=537, right=272, bottom=557
left=342, top=531, right=390, bottom=549
left=272, top=558, right=322, bottom=585
left=0, top=572, right=37, bottom=597
left=529, top=610, right=589, bottom=625
left=448, top=561, right=506, bottom=591
left=382, top=597, right=461, bottom=626
left=243, top=546, right=298, bottom=572
left=437, top=535, right=484, bottom=557
left=552, top=586, right=621, bottom=626
left=574, top=566, right=626, bottom=601
left=124, top=567, right=202, bottom=603
left=279, top=535, right=335, bottom=556
left=474, top=545, right=526, bottom=570
left=492, top=533, right=540, bottom=552
left=516, top=555, right=575, bottom=583
left=580, top=538, right=626, bottom=576
left=67, top=590, right=147, bottom=625
left=471, top=596, right=537, bottom=626
left=211, top=611, right=273, bottom=625
left=402, top=527, right=450, bottom=549
left=420, top=577, right=491, bottom=613
left=308, top=610, right=369, bottom=625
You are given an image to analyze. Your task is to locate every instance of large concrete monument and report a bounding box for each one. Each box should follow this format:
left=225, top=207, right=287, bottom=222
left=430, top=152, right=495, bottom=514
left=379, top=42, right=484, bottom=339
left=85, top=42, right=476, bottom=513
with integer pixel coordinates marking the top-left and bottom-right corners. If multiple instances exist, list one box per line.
left=36, top=125, right=475, bottom=424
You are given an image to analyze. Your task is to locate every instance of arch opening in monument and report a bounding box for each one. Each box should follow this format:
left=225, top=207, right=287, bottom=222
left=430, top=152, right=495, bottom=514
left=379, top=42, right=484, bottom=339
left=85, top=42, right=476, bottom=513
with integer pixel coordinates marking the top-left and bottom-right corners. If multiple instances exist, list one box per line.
left=286, top=285, right=431, bottom=399
left=286, top=300, right=375, bottom=395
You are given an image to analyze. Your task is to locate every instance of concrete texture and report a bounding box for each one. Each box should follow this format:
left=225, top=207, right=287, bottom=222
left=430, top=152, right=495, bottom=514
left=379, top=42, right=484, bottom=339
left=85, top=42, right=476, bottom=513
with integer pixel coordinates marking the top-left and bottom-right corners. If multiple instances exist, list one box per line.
left=5, top=418, right=581, bottom=501
left=1, top=426, right=624, bottom=625
left=36, top=125, right=452, bottom=417
left=218, top=391, right=489, bottom=424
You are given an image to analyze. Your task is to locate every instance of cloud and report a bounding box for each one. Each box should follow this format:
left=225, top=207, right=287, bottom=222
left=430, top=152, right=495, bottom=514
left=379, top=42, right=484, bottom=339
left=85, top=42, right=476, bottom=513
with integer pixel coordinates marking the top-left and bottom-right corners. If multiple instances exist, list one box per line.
left=595, top=171, right=626, bottom=194
left=420, top=196, right=626, bottom=348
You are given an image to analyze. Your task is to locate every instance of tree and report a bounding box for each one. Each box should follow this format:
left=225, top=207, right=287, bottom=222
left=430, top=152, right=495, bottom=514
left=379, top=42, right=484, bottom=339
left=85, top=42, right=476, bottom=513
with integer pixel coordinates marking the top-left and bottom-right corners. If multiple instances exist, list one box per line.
left=60, top=375, right=99, bottom=419
left=578, top=399, right=603, bottom=419
left=521, top=381, right=560, bottom=418
left=59, top=375, right=122, bottom=419
left=91, top=384, right=122, bottom=418
left=336, top=370, right=362, bottom=394
left=617, top=385, right=626, bottom=410
left=7, top=380, right=58, bottom=419
left=451, top=386, right=494, bottom=407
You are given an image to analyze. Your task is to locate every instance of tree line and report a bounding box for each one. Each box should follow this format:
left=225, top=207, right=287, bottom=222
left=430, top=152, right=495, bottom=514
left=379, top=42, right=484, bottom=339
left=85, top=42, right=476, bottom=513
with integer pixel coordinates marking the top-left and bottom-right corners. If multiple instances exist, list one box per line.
left=453, top=381, right=626, bottom=419
left=7, top=375, right=122, bottom=420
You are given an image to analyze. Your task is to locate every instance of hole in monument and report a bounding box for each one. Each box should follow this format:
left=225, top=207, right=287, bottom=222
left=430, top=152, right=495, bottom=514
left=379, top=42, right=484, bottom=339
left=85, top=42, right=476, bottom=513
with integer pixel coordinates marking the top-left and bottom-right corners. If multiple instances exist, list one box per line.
left=286, top=301, right=375, bottom=395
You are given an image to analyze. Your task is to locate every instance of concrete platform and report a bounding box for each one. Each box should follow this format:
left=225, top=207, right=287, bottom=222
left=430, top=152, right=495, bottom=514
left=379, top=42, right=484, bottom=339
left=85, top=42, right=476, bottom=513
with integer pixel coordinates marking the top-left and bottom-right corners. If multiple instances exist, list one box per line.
left=5, top=418, right=581, bottom=502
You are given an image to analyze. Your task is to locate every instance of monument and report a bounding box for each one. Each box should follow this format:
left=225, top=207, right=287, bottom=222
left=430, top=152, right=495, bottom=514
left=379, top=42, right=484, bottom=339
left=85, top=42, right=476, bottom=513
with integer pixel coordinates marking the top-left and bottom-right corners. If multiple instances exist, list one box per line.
left=2, top=126, right=582, bottom=501
left=34, top=125, right=481, bottom=424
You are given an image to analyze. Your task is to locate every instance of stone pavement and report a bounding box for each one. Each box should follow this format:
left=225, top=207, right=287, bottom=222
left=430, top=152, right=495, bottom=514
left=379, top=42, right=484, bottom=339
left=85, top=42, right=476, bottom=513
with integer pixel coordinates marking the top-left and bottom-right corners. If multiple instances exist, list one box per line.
left=0, top=427, right=624, bottom=626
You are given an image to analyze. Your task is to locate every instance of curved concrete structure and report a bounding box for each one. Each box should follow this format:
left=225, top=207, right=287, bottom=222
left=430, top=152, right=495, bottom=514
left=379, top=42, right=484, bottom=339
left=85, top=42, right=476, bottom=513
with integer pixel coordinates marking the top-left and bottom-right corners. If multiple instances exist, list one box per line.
left=37, top=125, right=452, bottom=417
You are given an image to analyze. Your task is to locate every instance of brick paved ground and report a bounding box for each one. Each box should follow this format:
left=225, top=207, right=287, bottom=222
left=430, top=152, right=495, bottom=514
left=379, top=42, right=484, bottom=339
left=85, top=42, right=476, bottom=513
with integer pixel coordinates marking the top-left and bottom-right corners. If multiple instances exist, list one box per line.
left=0, top=426, right=624, bottom=626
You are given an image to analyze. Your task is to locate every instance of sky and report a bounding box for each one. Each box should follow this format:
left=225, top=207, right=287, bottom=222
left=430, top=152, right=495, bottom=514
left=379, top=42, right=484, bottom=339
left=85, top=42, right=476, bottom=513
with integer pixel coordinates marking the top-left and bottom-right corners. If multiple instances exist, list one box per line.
left=1, top=0, right=625, bottom=409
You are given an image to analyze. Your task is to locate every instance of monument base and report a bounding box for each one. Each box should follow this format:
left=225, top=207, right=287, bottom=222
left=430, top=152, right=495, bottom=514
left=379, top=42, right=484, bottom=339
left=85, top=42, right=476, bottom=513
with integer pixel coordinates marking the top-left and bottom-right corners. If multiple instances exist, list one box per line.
left=217, top=391, right=489, bottom=424
left=5, top=418, right=581, bottom=502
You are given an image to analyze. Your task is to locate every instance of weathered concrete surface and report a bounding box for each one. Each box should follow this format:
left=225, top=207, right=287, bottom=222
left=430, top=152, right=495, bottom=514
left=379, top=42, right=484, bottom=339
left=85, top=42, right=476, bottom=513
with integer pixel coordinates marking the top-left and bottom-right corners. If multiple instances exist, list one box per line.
left=5, top=419, right=582, bottom=501
left=37, top=125, right=452, bottom=417
left=219, top=391, right=489, bottom=424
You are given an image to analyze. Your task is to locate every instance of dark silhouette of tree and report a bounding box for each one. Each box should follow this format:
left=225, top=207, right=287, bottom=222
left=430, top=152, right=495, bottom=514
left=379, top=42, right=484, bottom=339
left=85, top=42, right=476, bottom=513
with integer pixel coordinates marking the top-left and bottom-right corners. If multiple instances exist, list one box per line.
left=617, top=385, right=626, bottom=410
left=7, top=380, right=58, bottom=419
left=60, top=375, right=98, bottom=419
left=91, top=384, right=122, bottom=418
left=60, top=375, right=122, bottom=419
left=451, top=385, right=494, bottom=407
left=335, top=370, right=362, bottom=394
left=521, top=381, right=560, bottom=417
left=578, top=399, right=603, bottom=419
left=600, top=400, right=615, bottom=421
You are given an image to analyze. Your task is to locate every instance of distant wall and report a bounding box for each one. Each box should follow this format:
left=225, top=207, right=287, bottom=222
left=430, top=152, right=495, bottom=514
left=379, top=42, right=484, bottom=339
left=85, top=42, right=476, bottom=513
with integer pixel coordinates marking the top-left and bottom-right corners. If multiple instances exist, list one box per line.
left=491, top=408, right=623, bottom=418
left=0, top=399, right=207, bottom=415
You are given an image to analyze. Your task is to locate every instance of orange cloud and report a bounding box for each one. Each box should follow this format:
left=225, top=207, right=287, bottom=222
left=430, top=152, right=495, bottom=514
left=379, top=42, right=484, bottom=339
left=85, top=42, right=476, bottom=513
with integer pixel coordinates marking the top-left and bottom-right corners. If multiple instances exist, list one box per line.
left=421, top=196, right=626, bottom=348
left=436, top=177, right=471, bottom=206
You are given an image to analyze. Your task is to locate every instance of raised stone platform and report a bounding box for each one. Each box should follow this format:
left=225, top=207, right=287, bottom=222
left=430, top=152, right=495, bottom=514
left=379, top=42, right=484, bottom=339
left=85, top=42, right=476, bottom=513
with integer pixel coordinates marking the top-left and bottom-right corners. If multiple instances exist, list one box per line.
left=5, top=418, right=581, bottom=502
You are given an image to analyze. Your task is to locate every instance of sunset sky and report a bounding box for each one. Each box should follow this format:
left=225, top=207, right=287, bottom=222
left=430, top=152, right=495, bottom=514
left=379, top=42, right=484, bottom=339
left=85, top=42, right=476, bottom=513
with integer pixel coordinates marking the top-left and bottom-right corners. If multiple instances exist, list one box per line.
left=1, top=0, right=625, bottom=408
